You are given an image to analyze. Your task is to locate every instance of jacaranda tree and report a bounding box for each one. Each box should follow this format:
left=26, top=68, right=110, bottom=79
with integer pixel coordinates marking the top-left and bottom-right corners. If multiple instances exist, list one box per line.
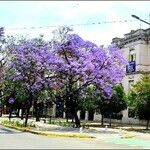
left=8, top=36, right=55, bottom=126
left=49, top=26, right=127, bottom=127
left=8, top=26, right=126, bottom=127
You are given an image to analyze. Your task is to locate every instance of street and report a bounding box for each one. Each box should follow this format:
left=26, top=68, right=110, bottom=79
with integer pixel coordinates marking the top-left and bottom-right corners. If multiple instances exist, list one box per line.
left=0, top=125, right=141, bottom=149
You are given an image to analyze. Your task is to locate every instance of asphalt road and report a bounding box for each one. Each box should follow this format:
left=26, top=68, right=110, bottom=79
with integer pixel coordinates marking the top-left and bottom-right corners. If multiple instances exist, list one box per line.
left=0, top=125, right=141, bottom=149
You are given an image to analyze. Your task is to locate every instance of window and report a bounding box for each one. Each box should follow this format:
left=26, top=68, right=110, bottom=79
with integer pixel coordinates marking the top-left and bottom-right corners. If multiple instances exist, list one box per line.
left=126, top=49, right=136, bottom=73
left=128, top=80, right=134, bottom=89
left=130, top=54, right=136, bottom=61
left=129, top=49, right=136, bottom=62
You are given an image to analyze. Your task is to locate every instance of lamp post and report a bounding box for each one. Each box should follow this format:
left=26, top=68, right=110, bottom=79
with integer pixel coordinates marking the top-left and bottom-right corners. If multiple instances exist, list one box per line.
left=131, top=15, right=150, bottom=25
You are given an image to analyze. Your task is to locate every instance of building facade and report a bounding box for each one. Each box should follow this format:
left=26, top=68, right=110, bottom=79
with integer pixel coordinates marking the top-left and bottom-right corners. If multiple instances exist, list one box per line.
left=112, top=28, right=150, bottom=92
left=100, top=28, right=150, bottom=125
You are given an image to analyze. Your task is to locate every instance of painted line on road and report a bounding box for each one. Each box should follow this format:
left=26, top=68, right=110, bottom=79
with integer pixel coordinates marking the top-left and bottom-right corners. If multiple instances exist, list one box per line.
left=106, top=137, right=150, bottom=148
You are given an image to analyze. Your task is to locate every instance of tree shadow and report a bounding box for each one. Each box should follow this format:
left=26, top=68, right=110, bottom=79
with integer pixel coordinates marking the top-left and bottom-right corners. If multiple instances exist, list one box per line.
left=0, top=127, right=23, bottom=134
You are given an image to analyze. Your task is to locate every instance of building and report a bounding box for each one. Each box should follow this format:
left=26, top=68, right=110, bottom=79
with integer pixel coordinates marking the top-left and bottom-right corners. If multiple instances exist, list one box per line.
left=112, top=28, right=150, bottom=92
left=94, top=28, right=150, bottom=125
left=101, top=28, right=150, bottom=125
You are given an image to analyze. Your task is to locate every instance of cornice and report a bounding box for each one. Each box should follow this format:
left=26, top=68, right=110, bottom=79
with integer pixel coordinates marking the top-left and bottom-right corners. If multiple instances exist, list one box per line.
left=112, top=28, right=150, bottom=48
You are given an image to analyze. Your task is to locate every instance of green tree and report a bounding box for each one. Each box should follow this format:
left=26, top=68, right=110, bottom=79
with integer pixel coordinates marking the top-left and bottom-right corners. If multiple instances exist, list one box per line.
left=2, top=75, right=29, bottom=120
left=96, top=84, right=127, bottom=126
left=107, top=84, right=127, bottom=126
left=79, top=85, right=97, bottom=111
left=128, top=74, right=150, bottom=129
left=80, top=84, right=127, bottom=126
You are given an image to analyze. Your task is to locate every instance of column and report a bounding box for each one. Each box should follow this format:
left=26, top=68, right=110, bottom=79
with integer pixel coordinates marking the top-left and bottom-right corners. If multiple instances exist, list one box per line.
left=122, top=107, right=129, bottom=123
left=63, top=111, right=66, bottom=118
left=77, top=110, right=81, bottom=120
left=85, top=111, right=89, bottom=121
left=52, top=103, right=56, bottom=117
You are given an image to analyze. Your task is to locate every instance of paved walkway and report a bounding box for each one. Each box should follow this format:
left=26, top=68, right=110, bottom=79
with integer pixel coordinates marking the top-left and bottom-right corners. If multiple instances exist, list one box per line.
left=1, top=116, right=150, bottom=149
left=0, top=125, right=141, bottom=149
left=24, top=119, right=150, bottom=149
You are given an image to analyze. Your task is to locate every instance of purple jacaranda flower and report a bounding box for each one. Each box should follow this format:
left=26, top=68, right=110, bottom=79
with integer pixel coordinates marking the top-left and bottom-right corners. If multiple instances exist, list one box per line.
left=8, top=97, right=15, bottom=104
left=8, top=26, right=126, bottom=98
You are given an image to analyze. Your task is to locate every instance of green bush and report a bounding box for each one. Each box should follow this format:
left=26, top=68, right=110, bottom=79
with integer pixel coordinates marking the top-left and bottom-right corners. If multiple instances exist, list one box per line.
left=1, top=120, right=35, bottom=128
left=1, top=120, right=23, bottom=127
left=48, top=119, right=73, bottom=127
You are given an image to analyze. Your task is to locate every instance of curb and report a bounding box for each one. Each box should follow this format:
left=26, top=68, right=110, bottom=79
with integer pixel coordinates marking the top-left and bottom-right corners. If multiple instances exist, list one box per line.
left=0, top=124, right=95, bottom=139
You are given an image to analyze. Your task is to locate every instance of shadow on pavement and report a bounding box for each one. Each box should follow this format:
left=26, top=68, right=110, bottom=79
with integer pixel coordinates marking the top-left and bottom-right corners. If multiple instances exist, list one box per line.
left=0, top=127, right=23, bottom=134
left=40, top=126, right=119, bottom=135
left=84, top=129, right=119, bottom=134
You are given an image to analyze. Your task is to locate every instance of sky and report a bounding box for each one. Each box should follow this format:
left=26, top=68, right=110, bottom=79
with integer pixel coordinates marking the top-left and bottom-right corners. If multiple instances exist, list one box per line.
left=0, top=1, right=150, bottom=46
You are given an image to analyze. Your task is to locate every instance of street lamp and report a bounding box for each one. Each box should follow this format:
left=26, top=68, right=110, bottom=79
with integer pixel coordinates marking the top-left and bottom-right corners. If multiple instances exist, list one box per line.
left=131, top=15, right=150, bottom=25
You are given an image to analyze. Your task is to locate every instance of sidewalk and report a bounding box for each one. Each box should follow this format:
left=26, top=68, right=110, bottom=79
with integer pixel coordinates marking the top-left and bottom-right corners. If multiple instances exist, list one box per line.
left=32, top=118, right=150, bottom=140
left=1, top=116, right=150, bottom=148
left=0, top=116, right=125, bottom=137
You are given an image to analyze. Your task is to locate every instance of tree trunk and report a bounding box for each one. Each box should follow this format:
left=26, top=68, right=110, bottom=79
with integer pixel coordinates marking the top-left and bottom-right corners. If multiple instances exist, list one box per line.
left=24, top=107, right=30, bottom=127
left=21, top=108, right=24, bottom=120
left=34, top=102, right=40, bottom=122
left=36, top=109, right=40, bottom=122
left=109, top=114, right=112, bottom=127
left=9, top=107, right=12, bottom=121
left=24, top=94, right=32, bottom=127
left=71, top=117, right=74, bottom=123
left=66, top=110, right=68, bottom=122
left=9, top=112, right=12, bottom=121
left=101, top=115, right=104, bottom=126
left=146, top=120, right=149, bottom=130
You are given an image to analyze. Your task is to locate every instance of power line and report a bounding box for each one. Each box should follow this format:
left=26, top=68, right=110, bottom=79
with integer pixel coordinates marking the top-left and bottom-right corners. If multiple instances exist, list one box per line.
left=4, top=19, right=137, bottom=31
